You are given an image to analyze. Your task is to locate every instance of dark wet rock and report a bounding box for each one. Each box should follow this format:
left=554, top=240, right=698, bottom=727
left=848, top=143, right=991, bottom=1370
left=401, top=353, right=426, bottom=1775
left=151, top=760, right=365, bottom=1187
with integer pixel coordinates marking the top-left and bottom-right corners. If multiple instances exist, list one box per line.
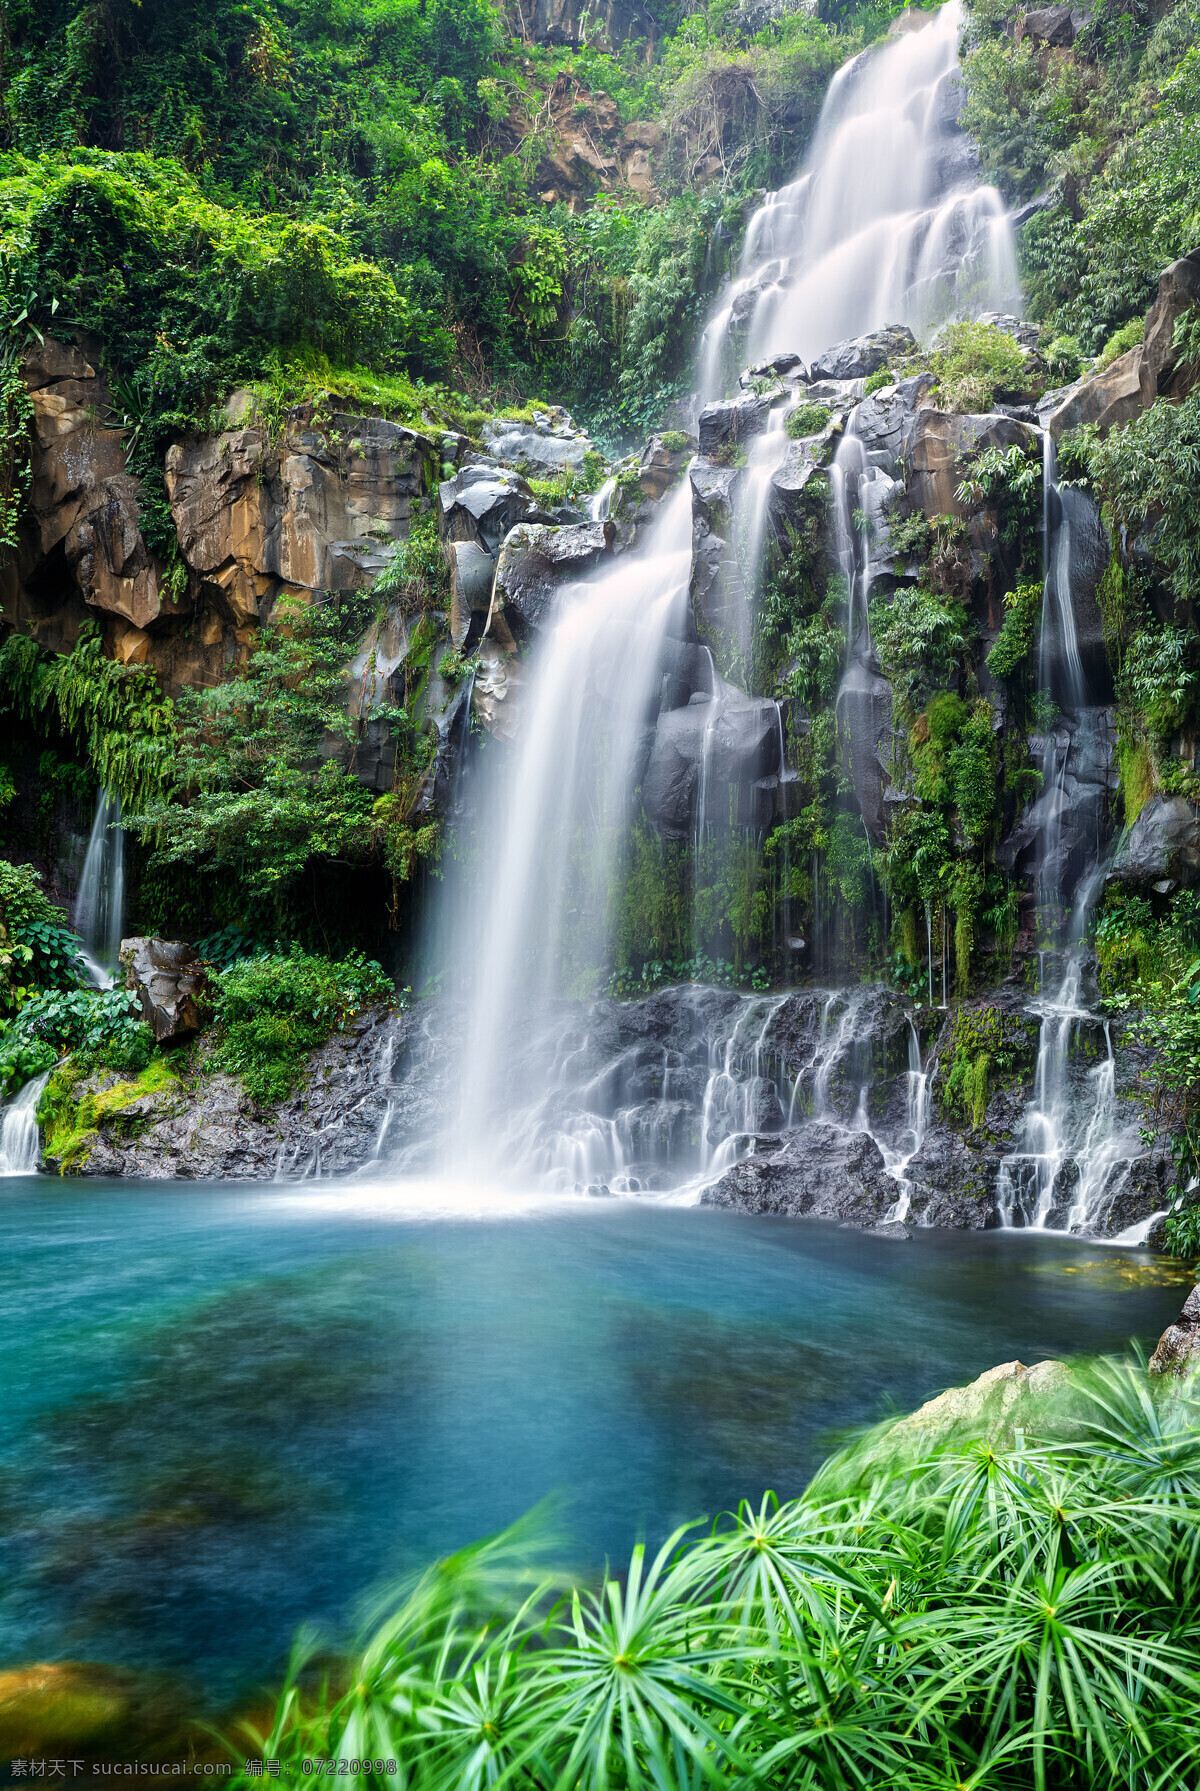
left=836, top=659, right=895, bottom=844
left=767, top=442, right=831, bottom=533
left=58, top=1003, right=447, bottom=1180
left=438, top=462, right=555, bottom=555
left=701, top=1121, right=896, bottom=1222
left=1110, top=795, right=1200, bottom=890
left=120, top=938, right=213, bottom=1045
left=1148, top=1283, right=1200, bottom=1377
left=871, top=1218, right=912, bottom=1239
left=1045, top=485, right=1111, bottom=699
left=906, top=1127, right=998, bottom=1229
left=522, top=0, right=659, bottom=50
left=639, top=433, right=695, bottom=501
left=808, top=325, right=917, bottom=383
left=1019, top=4, right=1086, bottom=45
left=657, top=636, right=715, bottom=711
left=696, top=394, right=771, bottom=457
left=905, top=410, right=1040, bottom=520
left=493, top=520, right=614, bottom=637
left=446, top=538, right=496, bottom=647
left=643, top=689, right=781, bottom=839
left=849, top=373, right=936, bottom=477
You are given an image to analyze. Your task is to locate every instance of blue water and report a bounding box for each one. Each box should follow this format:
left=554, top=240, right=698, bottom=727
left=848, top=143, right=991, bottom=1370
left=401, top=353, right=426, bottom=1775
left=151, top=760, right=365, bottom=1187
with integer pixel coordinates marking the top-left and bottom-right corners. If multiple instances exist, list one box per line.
left=0, top=1177, right=1185, bottom=1703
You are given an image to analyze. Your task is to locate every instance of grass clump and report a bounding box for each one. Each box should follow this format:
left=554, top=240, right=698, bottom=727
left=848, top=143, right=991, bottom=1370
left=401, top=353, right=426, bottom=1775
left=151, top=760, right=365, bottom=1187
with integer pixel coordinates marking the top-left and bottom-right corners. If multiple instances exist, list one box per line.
left=234, top=1356, right=1200, bottom=1790
left=212, top=951, right=393, bottom=1106
left=862, top=365, right=894, bottom=396
left=931, top=319, right=1030, bottom=412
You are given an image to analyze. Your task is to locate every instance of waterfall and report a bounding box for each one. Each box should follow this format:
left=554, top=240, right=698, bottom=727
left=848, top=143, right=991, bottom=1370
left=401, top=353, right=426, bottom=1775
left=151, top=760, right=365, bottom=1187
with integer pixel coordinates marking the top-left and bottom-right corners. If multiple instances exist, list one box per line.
left=883, top=1018, right=931, bottom=1221
left=438, top=477, right=695, bottom=1175
left=74, top=789, right=125, bottom=988
left=0, top=1070, right=50, bottom=1176
left=590, top=476, right=618, bottom=522
left=699, top=0, right=1018, bottom=393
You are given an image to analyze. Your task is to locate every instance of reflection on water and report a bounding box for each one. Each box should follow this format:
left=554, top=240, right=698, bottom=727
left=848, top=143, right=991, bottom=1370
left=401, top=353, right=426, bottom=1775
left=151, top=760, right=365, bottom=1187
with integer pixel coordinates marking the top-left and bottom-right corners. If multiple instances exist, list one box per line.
left=0, top=1179, right=1184, bottom=1701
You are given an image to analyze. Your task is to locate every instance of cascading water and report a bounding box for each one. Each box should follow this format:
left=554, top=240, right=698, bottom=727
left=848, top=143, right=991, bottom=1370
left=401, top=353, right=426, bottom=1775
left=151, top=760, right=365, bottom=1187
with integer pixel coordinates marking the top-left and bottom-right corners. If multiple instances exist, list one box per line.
left=74, top=789, right=125, bottom=988
left=437, top=477, right=695, bottom=1178
left=0, top=1070, right=50, bottom=1176
left=698, top=0, right=1018, bottom=395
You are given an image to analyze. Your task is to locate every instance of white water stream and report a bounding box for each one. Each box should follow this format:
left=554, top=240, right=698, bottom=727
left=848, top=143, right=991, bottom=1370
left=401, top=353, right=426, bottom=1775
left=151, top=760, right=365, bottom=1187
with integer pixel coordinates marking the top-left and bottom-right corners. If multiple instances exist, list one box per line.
left=74, top=789, right=125, bottom=988
left=0, top=1070, right=51, bottom=1176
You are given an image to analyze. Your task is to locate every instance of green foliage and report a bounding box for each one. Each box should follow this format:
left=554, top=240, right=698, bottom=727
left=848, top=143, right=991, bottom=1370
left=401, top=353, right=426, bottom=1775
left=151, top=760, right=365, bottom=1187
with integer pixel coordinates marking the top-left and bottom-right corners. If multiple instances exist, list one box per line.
left=1044, top=335, right=1083, bottom=383
left=212, top=950, right=394, bottom=1106
left=237, top=1357, right=1200, bottom=1790
left=1090, top=397, right=1200, bottom=610
left=784, top=399, right=832, bottom=438
left=37, top=1052, right=180, bottom=1172
left=861, top=365, right=893, bottom=396
left=957, top=442, right=1041, bottom=561
left=931, top=319, right=1029, bottom=412
left=987, top=580, right=1042, bottom=682
left=0, top=625, right=174, bottom=813
left=1097, top=315, right=1145, bottom=370
left=7, top=985, right=151, bottom=1076
left=870, top=585, right=968, bottom=720
left=1121, top=625, right=1200, bottom=740
left=607, top=953, right=769, bottom=997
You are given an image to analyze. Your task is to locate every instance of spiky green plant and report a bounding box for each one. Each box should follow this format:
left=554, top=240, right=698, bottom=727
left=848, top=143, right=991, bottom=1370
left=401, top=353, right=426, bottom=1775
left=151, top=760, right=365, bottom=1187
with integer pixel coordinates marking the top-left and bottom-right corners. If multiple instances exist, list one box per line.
left=231, top=1359, right=1200, bottom=1789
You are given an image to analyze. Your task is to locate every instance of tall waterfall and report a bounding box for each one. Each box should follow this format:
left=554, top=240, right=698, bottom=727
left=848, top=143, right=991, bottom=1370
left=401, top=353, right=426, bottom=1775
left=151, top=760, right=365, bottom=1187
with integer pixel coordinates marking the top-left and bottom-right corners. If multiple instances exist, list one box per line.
left=74, top=789, right=125, bottom=988
left=439, top=480, right=695, bottom=1175
left=699, top=0, right=1018, bottom=393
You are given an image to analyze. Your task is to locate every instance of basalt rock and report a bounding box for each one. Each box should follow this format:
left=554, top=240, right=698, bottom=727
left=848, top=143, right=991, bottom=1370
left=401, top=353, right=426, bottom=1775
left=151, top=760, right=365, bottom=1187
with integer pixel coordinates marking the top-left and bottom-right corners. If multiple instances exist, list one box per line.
left=807, top=325, right=917, bottom=383
left=701, top=1121, right=896, bottom=1222
left=642, top=688, right=781, bottom=839
left=905, top=410, right=1040, bottom=520
left=493, top=520, right=615, bottom=637
left=438, top=463, right=555, bottom=556
left=849, top=373, right=937, bottom=478
left=521, top=0, right=659, bottom=49
left=120, top=938, right=213, bottom=1045
left=481, top=406, right=598, bottom=478
left=696, top=394, right=771, bottom=458
left=1109, top=794, right=1200, bottom=890
left=836, top=658, right=895, bottom=844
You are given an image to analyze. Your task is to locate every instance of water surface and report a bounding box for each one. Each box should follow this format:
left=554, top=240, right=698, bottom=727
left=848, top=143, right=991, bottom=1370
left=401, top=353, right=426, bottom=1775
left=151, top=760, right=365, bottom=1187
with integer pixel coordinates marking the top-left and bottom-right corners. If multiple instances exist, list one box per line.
left=0, top=1178, right=1185, bottom=1702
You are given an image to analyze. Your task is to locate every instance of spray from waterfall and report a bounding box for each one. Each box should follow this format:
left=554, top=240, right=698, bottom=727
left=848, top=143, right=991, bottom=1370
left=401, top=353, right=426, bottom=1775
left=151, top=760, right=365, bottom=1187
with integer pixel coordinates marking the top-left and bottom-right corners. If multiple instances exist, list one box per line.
left=74, top=789, right=125, bottom=989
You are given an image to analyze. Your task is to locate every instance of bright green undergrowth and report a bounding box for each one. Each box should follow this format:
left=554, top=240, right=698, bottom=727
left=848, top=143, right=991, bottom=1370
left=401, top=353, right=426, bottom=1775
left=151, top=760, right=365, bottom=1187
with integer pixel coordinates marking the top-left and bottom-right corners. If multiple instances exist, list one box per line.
left=38, top=1052, right=180, bottom=1173
left=234, top=1356, right=1200, bottom=1789
left=212, top=950, right=394, bottom=1105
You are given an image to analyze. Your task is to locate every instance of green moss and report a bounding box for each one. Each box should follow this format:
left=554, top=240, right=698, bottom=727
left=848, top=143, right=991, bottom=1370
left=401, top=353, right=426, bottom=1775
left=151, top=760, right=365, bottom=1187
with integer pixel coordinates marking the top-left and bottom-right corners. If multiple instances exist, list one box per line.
left=940, top=1004, right=1036, bottom=1129
left=1118, top=738, right=1155, bottom=828
left=38, top=1055, right=182, bottom=1174
left=786, top=402, right=833, bottom=439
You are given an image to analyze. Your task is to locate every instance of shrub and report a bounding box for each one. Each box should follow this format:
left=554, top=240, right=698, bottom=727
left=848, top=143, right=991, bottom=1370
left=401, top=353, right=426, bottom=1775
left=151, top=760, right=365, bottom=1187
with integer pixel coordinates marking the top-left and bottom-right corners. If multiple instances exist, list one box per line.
left=1097, top=315, right=1145, bottom=370
left=237, top=1357, right=1200, bottom=1789
left=213, top=950, right=393, bottom=1105
left=931, top=319, right=1029, bottom=412
left=5, top=986, right=151, bottom=1075
left=986, top=580, right=1042, bottom=681
left=1090, top=397, right=1200, bottom=609
left=862, top=365, right=894, bottom=396
left=785, top=400, right=832, bottom=438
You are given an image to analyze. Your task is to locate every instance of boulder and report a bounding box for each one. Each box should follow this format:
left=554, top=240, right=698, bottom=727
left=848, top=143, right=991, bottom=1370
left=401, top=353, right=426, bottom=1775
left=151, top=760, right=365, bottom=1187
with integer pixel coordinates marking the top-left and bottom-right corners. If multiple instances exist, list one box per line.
left=438, top=462, right=555, bottom=556
left=882, top=1359, right=1075, bottom=1451
left=446, top=539, right=497, bottom=647
left=482, top=406, right=597, bottom=477
left=1046, top=347, right=1144, bottom=439
left=1140, top=246, right=1200, bottom=404
left=905, top=1126, right=998, bottom=1228
left=120, top=938, right=214, bottom=1044
left=1148, top=1284, right=1200, bottom=1377
left=1018, top=5, right=1087, bottom=46
left=768, top=441, right=830, bottom=531
left=700, top=1121, right=896, bottom=1222
left=905, top=410, right=1039, bottom=519
left=1110, top=794, right=1200, bottom=889
left=808, top=325, right=917, bottom=383
left=492, top=521, right=614, bottom=637
left=696, top=393, right=771, bottom=458
left=639, top=433, right=694, bottom=501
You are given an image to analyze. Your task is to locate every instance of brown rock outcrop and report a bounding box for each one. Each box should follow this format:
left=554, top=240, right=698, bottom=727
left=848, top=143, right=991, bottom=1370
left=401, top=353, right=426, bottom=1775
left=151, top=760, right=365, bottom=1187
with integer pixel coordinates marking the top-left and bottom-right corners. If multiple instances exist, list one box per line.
left=121, top=937, right=214, bottom=1044
left=905, top=409, right=1039, bottom=520
left=1148, top=1283, right=1200, bottom=1377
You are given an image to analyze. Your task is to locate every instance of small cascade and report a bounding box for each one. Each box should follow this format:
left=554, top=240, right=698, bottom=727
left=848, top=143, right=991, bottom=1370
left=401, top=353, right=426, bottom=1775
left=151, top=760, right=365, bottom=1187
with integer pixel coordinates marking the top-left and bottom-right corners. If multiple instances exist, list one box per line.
left=883, top=1018, right=931, bottom=1221
left=74, top=790, right=125, bottom=988
left=734, top=408, right=789, bottom=646
left=0, top=1070, right=50, bottom=1176
left=590, top=476, right=618, bottom=522
left=995, top=953, right=1143, bottom=1232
